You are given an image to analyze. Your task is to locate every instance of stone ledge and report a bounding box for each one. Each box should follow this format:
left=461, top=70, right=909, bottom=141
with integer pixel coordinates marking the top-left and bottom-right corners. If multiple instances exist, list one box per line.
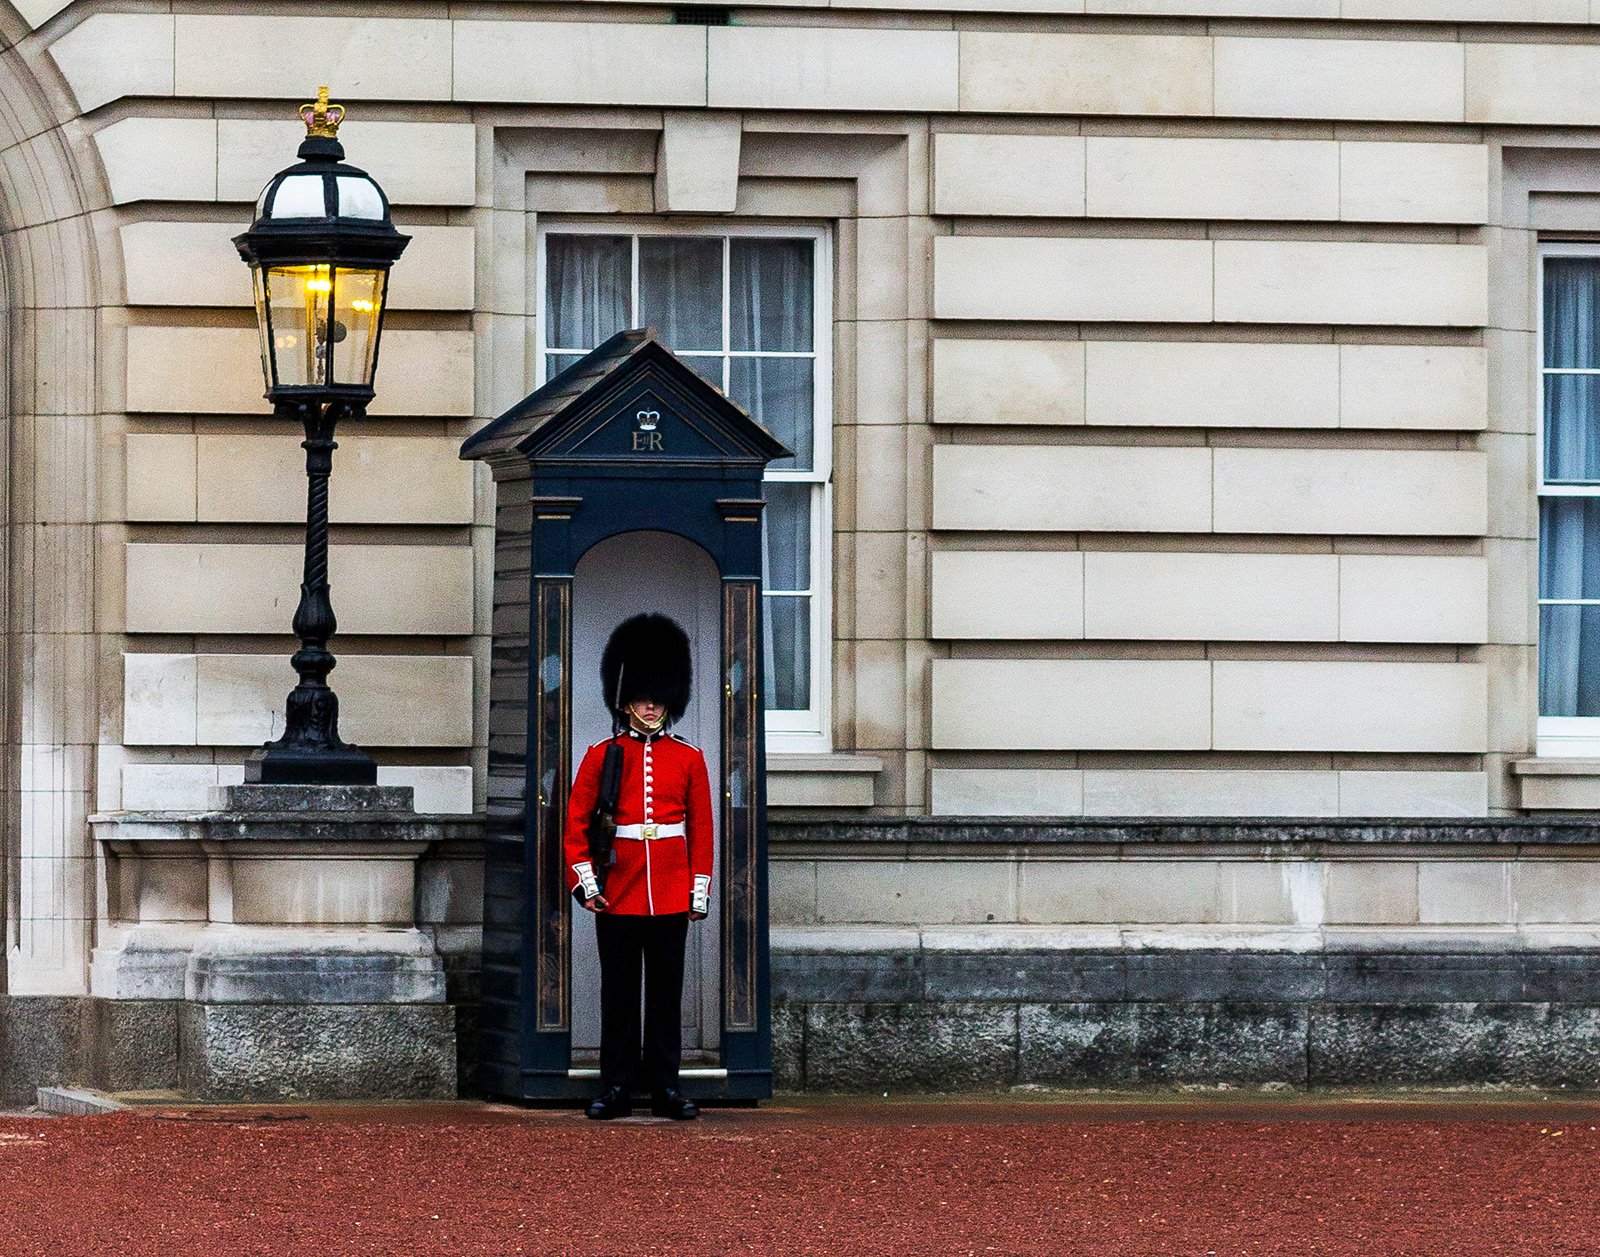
left=1513, top=759, right=1600, bottom=811
left=771, top=816, right=1600, bottom=849
left=769, top=754, right=884, bottom=810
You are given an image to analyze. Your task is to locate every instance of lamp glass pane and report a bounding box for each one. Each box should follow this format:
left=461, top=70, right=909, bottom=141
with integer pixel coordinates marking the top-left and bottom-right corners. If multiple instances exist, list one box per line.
left=330, top=267, right=384, bottom=386
left=269, top=174, right=327, bottom=219
left=336, top=177, right=385, bottom=221
left=250, top=267, right=273, bottom=391
left=266, top=264, right=333, bottom=388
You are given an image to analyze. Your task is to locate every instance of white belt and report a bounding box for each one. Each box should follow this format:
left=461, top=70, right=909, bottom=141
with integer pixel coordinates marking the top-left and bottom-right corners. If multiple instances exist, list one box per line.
left=614, top=823, right=686, bottom=840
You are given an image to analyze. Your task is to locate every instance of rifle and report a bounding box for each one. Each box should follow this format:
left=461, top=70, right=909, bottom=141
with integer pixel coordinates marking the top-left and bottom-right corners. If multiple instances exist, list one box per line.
left=586, top=737, right=625, bottom=895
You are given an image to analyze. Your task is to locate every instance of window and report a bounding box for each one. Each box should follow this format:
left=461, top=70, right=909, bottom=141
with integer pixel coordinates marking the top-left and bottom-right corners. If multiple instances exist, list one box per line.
left=1539, top=246, right=1600, bottom=753
left=538, top=223, right=833, bottom=748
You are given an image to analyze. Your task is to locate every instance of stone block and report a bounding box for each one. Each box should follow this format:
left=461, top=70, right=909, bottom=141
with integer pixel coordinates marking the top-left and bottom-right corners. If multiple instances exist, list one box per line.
left=125, top=326, right=473, bottom=416
left=1213, top=661, right=1487, bottom=754
left=934, top=236, right=1213, bottom=323
left=771, top=949, right=922, bottom=1003
left=175, top=15, right=451, bottom=100
left=1339, top=142, right=1489, bottom=225
left=95, top=117, right=215, bottom=204
left=932, top=134, right=1085, bottom=217
left=929, top=768, right=1084, bottom=818
left=1017, top=860, right=1221, bottom=925
left=1016, top=1003, right=1138, bottom=1086
left=932, top=659, right=1211, bottom=751
left=931, top=339, right=1085, bottom=426
left=1213, top=35, right=1464, bottom=122
left=932, top=445, right=1212, bottom=532
left=1214, top=241, right=1487, bottom=327
left=711, top=26, right=956, bottom=111
left=122, top=654, right=198, bottom=746
left=1083, top=551, right=1339, bottom=641
left=924, top=951, right=1124, bottom=1002
left=1338, top=555, right=1487, bottom=644
left=771, top=1002, right=805, bottom=1091
left=121, top=221, right=475, bottom=311
left=958, top=31, right=1213, bottom=115
left=377, top=767, right=474, bottom=815
left=1515, top=862, right=1600, bottom=924
left=1124, top=951, right=1324, bottom=1002
left=218, top=120, right=476, bottom=206
left=1, top=996, right=91, bottom=1105
left=1085, top=340, right=1338, bottom=429
left=1212, top=447, right=1488, bottom=536
left=124, top=543, right=474, bottom=636
left=816, top=860, right=1015, bottom=925
left=1134, top=1003, right=1309, bottom=1085
left=1323, top=861, right=1419, bottom=925
left=1082, top=770, right=1338, bottom=819
left=459, top=21, right=707, bottom=106
left=655, top=112, right=740, bottom=214
left=186, top=931, right=446, bottom=1002
left=802, top=1003, right=1017, bottom=1091
left=1339, top=344, right=1488, bottom=431
left=91, top=999, right=180, bottom=1092
left=52, top=13, right=174, bottom=113
left=1416, top=862, right=1512, bottom=925
left=931, top=551, right=1083, bottom=639
left=126, top=433, right=196, bottom=522
left=1337, top=771, right=1488, bottom=819
left=1309, top=1004, right=1600, bottom=1086
left=1467, top=42, right=1600, bottom=127
left=180, top=1002, right=456, bottom=1100
left=1086, top=136, right=1337, bottom=220
left=195, top=434, right=473, bottom=525
left=120, top=763, right=222, bottom=811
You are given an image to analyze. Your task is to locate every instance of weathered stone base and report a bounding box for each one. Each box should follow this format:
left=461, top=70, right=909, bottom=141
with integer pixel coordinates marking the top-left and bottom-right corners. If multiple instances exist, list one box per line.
left=0, top=997, right=456, bottom=1105
left=772, top=940, right=1600, bottom=1091
left=180, top=1003, right=457, bottom=1101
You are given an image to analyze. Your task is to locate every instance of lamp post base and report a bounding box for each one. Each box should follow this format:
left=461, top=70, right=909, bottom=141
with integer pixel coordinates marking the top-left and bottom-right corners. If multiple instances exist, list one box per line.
left=244, top=743, right=378, bottom=786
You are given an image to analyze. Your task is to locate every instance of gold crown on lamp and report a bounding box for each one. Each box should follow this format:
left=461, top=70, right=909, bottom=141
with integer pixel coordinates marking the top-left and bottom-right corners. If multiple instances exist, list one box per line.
left=299, top=86, right=345, bottom=138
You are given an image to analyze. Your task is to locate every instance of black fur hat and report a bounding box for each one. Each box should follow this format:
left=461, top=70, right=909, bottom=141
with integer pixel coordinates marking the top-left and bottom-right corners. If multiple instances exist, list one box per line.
left=600, top=613, right=693, bottom=723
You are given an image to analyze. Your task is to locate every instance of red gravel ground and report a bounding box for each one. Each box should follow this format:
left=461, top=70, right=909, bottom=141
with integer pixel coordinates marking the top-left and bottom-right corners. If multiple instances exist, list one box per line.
left=2, top=1096, right=1598, bottom=1255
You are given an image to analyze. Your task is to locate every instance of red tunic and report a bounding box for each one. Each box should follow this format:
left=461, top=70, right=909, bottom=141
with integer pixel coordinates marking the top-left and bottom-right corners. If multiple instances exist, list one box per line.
left=563, top=730, right=714, bottom=916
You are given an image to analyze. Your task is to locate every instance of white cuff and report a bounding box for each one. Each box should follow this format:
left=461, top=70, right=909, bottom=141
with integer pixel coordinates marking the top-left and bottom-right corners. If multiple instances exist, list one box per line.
left=691, top=874, right=711, bottom=915
left=573, top=861, right=600, bottom=900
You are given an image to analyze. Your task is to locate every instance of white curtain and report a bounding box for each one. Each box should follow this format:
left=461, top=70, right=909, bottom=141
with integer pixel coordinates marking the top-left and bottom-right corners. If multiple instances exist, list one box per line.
left=545, top=235, right=629, bottom=351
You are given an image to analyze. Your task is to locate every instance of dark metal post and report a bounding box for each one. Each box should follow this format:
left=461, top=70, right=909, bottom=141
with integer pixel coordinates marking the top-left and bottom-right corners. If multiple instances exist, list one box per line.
left=245, top=398, right=376, bottom=785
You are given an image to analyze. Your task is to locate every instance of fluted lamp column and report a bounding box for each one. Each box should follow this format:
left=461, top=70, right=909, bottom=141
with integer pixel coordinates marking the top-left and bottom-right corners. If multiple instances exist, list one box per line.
left=232, top=88, right=411, bottom=784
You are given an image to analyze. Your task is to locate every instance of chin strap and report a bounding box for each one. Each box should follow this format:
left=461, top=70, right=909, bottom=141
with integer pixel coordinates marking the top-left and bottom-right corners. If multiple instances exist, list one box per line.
left=691, top=874, right=711, bottom=916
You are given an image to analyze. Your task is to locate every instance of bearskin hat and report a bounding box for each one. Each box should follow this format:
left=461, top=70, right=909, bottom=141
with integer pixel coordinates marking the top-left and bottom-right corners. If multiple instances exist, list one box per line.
left=600, top=613, right=693, bottom=723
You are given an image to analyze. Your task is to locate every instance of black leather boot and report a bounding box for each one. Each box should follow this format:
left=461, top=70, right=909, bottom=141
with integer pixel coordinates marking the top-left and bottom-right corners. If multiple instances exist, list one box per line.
left=651, top=1088, right=699, bottom=1120
left=586, top=1086, right=632, bottom=1120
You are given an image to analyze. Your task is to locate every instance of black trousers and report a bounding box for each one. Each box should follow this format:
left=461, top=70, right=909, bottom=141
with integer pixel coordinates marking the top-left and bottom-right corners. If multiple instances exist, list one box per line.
left=594, top=912, right=689, bottom=1094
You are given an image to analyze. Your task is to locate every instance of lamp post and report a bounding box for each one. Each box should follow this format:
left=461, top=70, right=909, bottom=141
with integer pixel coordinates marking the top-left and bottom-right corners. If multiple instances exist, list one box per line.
left=233, top=88, right=411, bottom=785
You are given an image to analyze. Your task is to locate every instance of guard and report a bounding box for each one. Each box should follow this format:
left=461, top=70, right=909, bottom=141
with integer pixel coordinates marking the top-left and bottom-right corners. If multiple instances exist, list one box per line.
left=564, top=613, right=714, bottom=1120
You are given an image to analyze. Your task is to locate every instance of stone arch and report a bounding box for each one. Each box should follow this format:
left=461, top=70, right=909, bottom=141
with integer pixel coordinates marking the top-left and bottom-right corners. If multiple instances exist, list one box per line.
left=0, top=7, right=112, bottom=1005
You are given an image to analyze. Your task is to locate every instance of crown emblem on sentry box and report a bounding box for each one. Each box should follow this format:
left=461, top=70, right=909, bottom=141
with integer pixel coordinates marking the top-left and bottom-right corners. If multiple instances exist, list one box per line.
left=635, top=409, right=660, bottom=431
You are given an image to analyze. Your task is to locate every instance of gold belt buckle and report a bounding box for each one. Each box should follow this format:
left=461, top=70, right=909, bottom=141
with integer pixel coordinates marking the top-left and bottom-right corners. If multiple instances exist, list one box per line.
left=642, top=824, right=657, bottom=840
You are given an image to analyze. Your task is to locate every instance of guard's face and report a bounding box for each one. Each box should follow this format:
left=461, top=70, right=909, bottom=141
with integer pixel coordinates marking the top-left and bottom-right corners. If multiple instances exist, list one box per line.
left=626, top=698, right=667, bottom=730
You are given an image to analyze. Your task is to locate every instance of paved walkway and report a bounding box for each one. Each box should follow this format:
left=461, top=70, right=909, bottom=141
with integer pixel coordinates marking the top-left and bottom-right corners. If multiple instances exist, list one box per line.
left=2, top=1094, right=1596, bottom=1254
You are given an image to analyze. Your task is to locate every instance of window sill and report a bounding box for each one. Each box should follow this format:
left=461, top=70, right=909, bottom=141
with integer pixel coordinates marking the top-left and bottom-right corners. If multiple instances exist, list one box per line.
left=1511, top=759, right=1600, bottom=811
left=766, top=754, right=883, bottom=809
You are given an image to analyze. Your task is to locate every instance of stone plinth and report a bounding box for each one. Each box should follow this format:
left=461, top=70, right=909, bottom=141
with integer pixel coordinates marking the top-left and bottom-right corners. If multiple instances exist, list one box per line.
left=89, top=786, right=477, bottom=1100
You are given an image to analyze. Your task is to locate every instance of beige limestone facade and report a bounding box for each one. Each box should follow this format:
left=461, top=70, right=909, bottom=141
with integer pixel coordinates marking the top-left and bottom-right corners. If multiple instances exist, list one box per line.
left=11, top=0, right=1600, bottom=1081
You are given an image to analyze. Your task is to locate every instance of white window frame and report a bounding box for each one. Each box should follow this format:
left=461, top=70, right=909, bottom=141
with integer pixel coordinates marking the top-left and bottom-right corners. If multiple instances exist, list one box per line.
left=1537, top=242, right=1600, bottom=755
left=534, top=219, right=835, bottom=753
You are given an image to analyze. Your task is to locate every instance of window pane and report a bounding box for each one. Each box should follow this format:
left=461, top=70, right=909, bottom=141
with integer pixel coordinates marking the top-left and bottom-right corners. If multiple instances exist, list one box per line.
left=1541, top=604, right=1600, bottom=716
left=1546, top=257, right=1600, bottom=370
left=639, top=237, right=722, bottom=352
left=763, top=596, right=811, bottom=712
left=1541, top=498, right=1600, bottom=599
left=761, top=482, right=811, bottom=592
left=731, top=357, right=813, bottom=471
left=731, top=238, right=813, bottom=353
left=1545, top=374, right=1600, bottom=483
left=680, top=354, right=726, bottom=390
left=545, top=235, right=629, bottom=350
left=546, top=353, right=585, bottom=382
